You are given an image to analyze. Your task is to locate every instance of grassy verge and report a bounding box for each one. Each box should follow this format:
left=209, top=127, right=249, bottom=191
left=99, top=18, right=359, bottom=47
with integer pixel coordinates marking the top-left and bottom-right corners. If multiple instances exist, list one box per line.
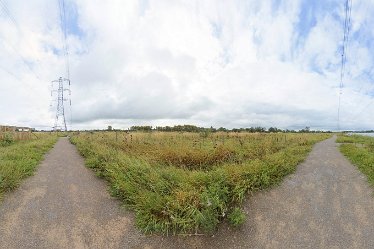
left=0, top=133, right=58, bottom=200
left=338, top=134, right=374, bottom=187
left=70, top=132, right=331, bottom=234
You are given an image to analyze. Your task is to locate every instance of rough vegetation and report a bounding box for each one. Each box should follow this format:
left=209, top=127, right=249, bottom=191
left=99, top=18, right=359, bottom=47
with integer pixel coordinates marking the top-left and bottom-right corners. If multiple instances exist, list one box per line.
left=0, top=133, right=57, bottom=200
left=70, top=131, right=330, bottom=234
left=338, top=134, right=374, bottom=187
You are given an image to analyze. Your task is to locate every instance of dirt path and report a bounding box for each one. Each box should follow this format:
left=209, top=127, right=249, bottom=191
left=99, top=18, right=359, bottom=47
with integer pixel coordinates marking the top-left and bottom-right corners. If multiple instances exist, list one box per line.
left=1, top=136, right=374, bottom=248
left=0, top=138, right=145, bottom=249
left=216, top=135, right=374, bottom=249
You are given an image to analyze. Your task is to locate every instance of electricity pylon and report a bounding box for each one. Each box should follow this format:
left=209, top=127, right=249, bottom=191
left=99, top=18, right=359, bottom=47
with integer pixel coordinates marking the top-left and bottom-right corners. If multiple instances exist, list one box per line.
left=51, top=77, right=71, bottom=131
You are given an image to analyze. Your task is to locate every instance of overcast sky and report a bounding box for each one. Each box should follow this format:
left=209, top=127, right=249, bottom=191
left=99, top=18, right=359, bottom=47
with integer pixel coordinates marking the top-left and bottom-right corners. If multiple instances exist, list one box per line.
left=0, top=0, right=373, bottom=130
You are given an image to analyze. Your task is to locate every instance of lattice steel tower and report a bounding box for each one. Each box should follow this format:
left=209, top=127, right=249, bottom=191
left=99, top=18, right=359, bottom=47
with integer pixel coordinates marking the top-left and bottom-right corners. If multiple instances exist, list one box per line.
left=51, top=77, right=71, bottom=131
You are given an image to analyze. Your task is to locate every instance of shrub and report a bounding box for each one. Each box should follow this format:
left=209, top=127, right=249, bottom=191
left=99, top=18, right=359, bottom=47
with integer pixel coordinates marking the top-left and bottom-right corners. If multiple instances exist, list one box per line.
left=228, top=208, right=246, bottom=226
left=70, top=132, right=330, bottom=234
left=1, top=133, right=14, bottom=146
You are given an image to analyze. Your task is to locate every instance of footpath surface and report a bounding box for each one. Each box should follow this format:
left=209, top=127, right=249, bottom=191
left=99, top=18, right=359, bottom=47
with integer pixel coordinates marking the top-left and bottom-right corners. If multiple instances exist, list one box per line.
left=0, top=136, right=373, bottom=249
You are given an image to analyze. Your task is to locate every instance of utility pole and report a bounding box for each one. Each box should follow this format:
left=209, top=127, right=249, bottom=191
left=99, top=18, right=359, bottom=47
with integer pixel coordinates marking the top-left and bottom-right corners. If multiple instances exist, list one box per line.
left=50, top=0, right=71, bottom=132
left=51, top=77, right=71, bottom=131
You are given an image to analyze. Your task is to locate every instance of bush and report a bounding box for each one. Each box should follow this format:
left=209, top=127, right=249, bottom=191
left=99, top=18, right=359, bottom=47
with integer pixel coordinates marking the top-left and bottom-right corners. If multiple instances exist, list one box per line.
left=1, top=133, right=14, bottom=146
left=228, top=208, right=246, bottom=226
left=70, top=132, right=330, bottom=234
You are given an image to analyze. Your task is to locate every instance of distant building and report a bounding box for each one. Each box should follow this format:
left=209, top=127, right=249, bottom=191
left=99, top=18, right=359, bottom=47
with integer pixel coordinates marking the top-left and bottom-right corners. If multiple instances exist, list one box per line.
left=0, top=125, right=16, bottom=132
left=1, top=125, right=33, bottom=133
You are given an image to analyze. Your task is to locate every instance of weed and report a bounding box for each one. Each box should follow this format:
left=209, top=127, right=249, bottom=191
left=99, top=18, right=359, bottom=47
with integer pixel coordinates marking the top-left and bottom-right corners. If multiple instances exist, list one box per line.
left=338, top=134, right=374, bottom=187
left=228, top=207, right=246, bottom=226
left=0, top=133, right=57, bottom=200
left=70, top=131, right=330, bottom=234
left=0, top=133, right=14, bottom=146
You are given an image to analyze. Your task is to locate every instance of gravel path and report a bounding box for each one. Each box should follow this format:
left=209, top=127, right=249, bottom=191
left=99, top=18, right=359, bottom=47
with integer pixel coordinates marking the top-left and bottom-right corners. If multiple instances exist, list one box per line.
left=1, top=136, right=373, bottom=248
left=0, top=138, right=145, bottom=249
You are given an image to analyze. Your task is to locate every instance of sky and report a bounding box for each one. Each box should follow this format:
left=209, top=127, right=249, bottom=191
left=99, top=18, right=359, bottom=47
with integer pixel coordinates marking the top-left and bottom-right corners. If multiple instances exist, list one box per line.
left=0, top=0, right=373, bottom=131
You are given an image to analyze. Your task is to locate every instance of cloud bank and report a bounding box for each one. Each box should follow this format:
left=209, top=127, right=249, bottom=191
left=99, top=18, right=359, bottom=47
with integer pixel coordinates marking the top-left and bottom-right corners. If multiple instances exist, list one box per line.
left=0, top=0, right=374, bottom=130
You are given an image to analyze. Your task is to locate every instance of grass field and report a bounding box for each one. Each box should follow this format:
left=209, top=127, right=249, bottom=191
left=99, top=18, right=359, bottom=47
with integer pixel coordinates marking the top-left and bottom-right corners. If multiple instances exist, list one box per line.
left=71, top=131, right=331, bottom=234
left=0, top=133, right=57, bottom=200
left=337, top=134, right=374, bottom=187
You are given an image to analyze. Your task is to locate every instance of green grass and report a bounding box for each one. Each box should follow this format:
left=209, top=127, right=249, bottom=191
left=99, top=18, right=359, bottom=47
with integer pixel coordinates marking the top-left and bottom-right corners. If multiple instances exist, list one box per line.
left=70, top=131, right=331, bottom=234
left=0, top=133, right=58, bottom=200
left=338, top=134, right=374, bottom=187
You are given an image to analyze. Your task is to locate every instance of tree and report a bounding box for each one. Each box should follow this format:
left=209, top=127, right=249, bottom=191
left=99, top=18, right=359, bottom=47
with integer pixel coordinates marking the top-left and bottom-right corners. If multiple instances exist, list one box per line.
left=299, top=126, right=310, bottom=133
left=217, top=127, right=227, bottom=132
left=130, top=126, right=152, bottom=132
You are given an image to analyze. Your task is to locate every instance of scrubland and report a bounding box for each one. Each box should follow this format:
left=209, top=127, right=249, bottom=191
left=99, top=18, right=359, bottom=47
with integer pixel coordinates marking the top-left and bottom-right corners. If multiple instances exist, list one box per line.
left=338, top=134, right=374, bottom=187
left=0, top=133, right=57, bottom=200
left=71, top=131, right=331, bottom=234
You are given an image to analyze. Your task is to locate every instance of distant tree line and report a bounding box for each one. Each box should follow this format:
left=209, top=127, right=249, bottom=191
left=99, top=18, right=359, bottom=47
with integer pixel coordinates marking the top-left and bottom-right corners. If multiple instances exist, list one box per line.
left=127, top=125, right=332, bottom=133
left=36, top=125, right=332, bottom=133
left=348, top=130, right=374, bottom=133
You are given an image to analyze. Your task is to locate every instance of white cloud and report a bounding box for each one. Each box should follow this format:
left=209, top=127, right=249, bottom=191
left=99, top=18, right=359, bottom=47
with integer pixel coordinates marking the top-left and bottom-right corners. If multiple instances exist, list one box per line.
left=0, top=0, right=374, bottom=130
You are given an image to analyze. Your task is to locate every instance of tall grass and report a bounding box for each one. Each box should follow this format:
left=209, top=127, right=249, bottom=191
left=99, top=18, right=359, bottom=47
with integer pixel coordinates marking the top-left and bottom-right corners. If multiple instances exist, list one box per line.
left=0, top=133, right=57, bottom=200
left=71, top=132, right=330, bottom=234
left=338, top=134, right=374, bottom=187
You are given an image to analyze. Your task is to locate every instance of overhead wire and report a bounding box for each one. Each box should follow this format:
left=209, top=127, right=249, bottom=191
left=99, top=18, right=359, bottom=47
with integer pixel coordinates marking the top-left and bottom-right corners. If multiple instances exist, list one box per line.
left=350, top=98, right=374, bottom=122
left=58, top=0, right=70, bottom=79
left=337, top=0, right=352, bottom=131
left=57, top=0, right=72, bottom=129
left=343, top=0, right=374, bottom=126
left=1, top=40, right=41, bottom=80
left=0, top=0, right=41, bottom=80
left=0, top=0, right=19, bottom=30
left=0, top=64, right=22, bottom=81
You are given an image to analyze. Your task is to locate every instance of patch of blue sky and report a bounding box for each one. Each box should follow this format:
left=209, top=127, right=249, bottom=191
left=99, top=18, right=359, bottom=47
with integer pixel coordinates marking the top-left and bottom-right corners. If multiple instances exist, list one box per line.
left=270, top=0, right=282, bottom=13
left=211, top=22, right=222, bottom=39
left=220, top=47, right=231, bottom=65
left=297, top=1, right=318, bottom=39
left=348, top=22, right=374, bottom=84
left=64, top=1, right=84, bottom=38
left=355, top=70, right=374, bottom=84
left=138, top=0, right=149, bottom=16
left=325, top=60, right=340, bottom=73
left=307, top=55, right=341, bottom=76
left=295, top=0, right=340, bottom=44
left=41, top=42, right=62, bottom=56
left=51, top=46, right=61, bottom=56
left=351, top=24, right=374, bottom=50
left=309, top=57, right=325, bottom=75
left=294, top=0, right=348, bottom=75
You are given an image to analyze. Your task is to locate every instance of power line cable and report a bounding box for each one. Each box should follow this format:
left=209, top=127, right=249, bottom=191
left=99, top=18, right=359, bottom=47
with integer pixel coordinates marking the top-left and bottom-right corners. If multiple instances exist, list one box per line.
left=343, top=1, right=374, bottom=124
left=3, top=38, right=41, bottom=76
left=58, top=0, right=70, bottom=79
left=0, top=0, right=19, bottom=30
left=0, top=0, right=41, bottom=80
left=0, top=64, right=22, bottom=81
left=61, top=0, right=72, bottom=128
left=0, top=40, right=41, bottom=80
left=337, top=0, right=352, bottom=131
left=57, top=0, right=72, bottom=129
left=349, top=98, right=374, bottom=122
